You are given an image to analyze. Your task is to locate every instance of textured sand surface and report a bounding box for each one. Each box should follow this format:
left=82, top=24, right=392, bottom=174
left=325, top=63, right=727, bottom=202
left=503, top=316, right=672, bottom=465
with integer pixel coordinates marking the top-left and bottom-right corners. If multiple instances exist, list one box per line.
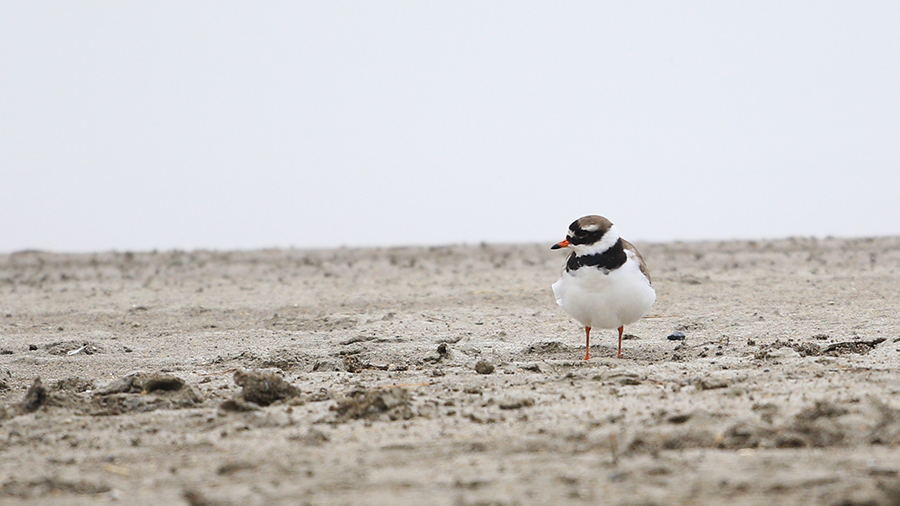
left=2, top=237, right=900, bottom=505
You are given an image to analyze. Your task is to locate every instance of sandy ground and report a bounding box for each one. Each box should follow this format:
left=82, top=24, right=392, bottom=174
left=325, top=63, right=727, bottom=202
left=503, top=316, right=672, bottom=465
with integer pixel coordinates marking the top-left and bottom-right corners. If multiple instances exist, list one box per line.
left=1, top=237, right=900, bottom=505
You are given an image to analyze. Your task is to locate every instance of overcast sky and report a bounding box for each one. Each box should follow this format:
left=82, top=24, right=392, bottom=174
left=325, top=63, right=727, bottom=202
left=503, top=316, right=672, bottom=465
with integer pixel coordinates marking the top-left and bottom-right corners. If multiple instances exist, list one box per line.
left=2, top=2, right=898, bottom=252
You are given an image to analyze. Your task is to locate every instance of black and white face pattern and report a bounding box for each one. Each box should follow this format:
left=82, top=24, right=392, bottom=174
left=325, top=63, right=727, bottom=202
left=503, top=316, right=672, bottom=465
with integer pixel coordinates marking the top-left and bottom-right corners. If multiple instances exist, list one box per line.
left=566, top=216, right=619, bottom=254
left=562, top=215, right=627, bottom=272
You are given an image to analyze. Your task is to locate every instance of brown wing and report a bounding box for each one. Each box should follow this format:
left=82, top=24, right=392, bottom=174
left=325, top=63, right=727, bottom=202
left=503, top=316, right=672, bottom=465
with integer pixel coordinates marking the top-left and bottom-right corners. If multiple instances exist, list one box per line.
left=621, top=239, right=651, bottom=284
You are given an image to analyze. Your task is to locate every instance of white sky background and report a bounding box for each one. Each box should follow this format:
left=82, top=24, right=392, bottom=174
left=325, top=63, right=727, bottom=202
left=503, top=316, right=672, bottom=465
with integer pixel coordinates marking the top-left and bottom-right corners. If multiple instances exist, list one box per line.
left=2, top=2, right=899, bottom=252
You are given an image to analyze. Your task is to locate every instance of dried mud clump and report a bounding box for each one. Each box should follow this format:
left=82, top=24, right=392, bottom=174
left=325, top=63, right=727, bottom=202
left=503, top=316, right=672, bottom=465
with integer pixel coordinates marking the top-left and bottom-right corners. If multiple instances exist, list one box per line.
left=867, top=400, right=900, bottom=445
left=44, top=377, right=97, bottom=410
left=232, top=369, right=301, bottom=407
left=90, top=372, right=203, bottom=415
left=5, top=377, right=100, bottom=416
left=53, top=377, right=95, bottom=393
left=19, top=378, right=47, bottom=413
left=822, top=338, right=886, bottom=356
left=44, top=341, right=104, bottom=356
left=741, top=400, right=900, bottom=450
left=255, top=348, right=316, bottom=372
left=754, top=339, right=821, bottom=359
left=423, top=343, right=451, bottom=363
left=343, top=355, right=367, bottom=373
left=754, top=337, right=887, bottom=360
left=524, top=341, right=569, bottom=355
left=628, top=400, right=898, bottom=453
left=474, top=360, right=495, bottom=374
left=0, top=477, right=110, bottom=499
left=774, top=401, right=850, bottom=448
left=331, top=387, right=413, bottom=422
left=717, top=421, right=776, bottom=449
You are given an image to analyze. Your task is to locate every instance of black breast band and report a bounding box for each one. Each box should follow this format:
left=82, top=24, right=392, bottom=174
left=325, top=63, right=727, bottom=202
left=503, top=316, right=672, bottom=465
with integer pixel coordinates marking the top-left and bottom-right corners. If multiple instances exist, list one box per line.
left=566, top=238, right=627, bottom=272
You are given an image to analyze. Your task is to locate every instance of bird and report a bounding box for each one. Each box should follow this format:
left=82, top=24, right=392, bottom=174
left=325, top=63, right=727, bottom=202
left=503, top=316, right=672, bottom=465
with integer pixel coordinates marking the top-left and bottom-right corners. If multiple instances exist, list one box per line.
left=551, top=215, right=655, bottom=359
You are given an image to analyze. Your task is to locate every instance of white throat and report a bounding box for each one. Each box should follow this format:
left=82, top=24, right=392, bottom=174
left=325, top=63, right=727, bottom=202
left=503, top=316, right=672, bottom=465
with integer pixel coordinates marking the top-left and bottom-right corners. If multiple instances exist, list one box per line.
left=570, top=225, right=620, bottom=256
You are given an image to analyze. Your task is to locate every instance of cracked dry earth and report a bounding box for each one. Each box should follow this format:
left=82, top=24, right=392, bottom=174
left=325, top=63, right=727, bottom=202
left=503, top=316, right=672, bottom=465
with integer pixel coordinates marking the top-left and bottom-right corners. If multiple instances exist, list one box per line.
left=1, top=237, right=900, bottom=505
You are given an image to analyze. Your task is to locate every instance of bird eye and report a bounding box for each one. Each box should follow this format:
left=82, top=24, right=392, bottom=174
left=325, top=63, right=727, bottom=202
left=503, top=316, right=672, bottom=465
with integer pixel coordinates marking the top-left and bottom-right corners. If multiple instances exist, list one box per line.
left=574, top=229, right=586, bottom=237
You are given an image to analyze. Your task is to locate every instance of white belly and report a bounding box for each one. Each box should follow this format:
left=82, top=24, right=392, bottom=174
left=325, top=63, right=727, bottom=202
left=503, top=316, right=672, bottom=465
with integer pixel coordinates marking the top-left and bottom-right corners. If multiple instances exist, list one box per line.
left=552, top=259, right=655, bottom=329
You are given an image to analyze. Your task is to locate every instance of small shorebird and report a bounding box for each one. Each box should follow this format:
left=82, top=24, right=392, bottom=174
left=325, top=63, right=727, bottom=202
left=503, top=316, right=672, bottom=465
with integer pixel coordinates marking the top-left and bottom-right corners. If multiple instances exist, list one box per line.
left=551, top=215, right=655, bottom=359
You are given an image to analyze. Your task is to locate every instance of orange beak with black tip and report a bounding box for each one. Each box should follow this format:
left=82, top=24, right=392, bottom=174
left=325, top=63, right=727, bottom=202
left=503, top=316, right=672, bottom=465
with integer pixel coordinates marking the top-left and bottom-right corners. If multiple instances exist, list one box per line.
left=550, top=239, right=570, bottom=250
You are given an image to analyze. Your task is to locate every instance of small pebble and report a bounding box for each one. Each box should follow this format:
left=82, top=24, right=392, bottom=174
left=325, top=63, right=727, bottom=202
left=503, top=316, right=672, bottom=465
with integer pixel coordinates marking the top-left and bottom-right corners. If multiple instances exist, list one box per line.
left=667, top=331, right=686, bottom=341
left=474, top=360, right=494, bottom=375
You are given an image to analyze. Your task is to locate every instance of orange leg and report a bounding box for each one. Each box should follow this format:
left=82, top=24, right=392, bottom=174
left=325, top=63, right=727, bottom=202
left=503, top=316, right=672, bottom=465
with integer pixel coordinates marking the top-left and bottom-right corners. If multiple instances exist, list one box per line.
left=584, top=327, right=591, bottom=360
left=616, top=326, right=624, bottom=359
